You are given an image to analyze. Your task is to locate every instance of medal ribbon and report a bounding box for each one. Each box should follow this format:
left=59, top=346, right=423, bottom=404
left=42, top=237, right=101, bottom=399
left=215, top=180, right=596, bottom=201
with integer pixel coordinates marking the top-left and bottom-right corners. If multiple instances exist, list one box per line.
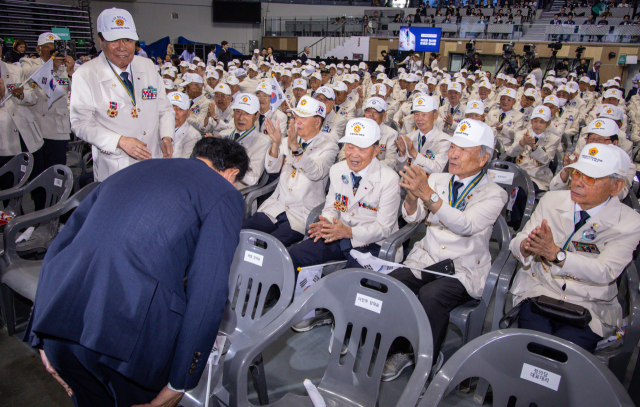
left=231, top=125, right=255, bottom=143
left=448, top=170, right=485, bottom=209
left=107, top=60, right=136, bottom=107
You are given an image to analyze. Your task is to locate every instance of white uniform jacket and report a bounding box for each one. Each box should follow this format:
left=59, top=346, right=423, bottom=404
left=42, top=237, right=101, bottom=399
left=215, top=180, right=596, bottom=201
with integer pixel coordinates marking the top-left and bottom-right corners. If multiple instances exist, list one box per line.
left=219, top=124, right=272, bottom=191
left=506, top=128, right=561, bottom=191
left=257, top=109, right=288, bottom=139
left=323, top=109, right=348, bottom=143
left=187, top=94, right=213, bottom=135
left=438, top=101, right=467, bottom=135
left=0, top=61, right=44, bottom=155
left=396, top=127, right=451, bottom=174
left=21, top=58, right=70, bottom=140
left=402, top=172, right=508, bottom=299
left=321, top=159, right=401, bottom=256
left=258, top=132, right=339, bottom=233
left=172, top=121, right=201, bottom=159
left=485, top=107, right=526, bottom=147
left=510, top=191, right=640, bottom=337
left=70, top=54, right=174, bottom=182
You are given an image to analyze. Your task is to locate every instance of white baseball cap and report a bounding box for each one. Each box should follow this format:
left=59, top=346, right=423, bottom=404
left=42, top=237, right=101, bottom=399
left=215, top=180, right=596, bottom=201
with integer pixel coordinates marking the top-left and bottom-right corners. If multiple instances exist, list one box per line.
left=255, top=80, right=271, bottom=94
left=465, top=100, right=485, bottom=115
left=292, top=78, right=307, bottom=90
left=427, top=77, right=438, bottom=86
left=567, top=81, right=579, bottom=93
left=370, top=84, right=387, bottom=97
left=499, top=88, right=516, bottom=99
left=580, top=76, right=590, bottom=84
left=310, top=72, right=322, bottom=81
left=197, top=61, right=206, bottom=68
left=479, top=81, right=492, bottom=90
left=226, top=76, right=240, bottom=86
left=253, top=49, right=260, bottom=54
left=449, top=119, right=495, bottom=149
left=282, top=70, right=292, bottom=78
left=603, top=89, right=622, bottom=100
left=375, top=65, right=385, bottom=72
left=531, top=105, right=551, bottom=122
left=597, top=104, right=623, bottom=122
left=332, top=81, right=348, bottom=92
left=293, top=95, right=326, bottom=118
left=163, top=79, right=176, bottom=90
left=180, top=73, right=204, bottom=87
left=566, top=143, right=626, bottom=178
left=543, top=95, right=559, bottom=107
left=496, top=73, right=506, bottom=80
left=162, top=70, right=176, bottom=79
left=230, top=93, right=259, bottom=114
left=188, top=64, right=197, bottom=71
left=414, top=83, right=428, bottom=94
left=524, top=88, right=538, bottom=99
left=557, top=85, right=570, bottom=95
left=338, top=118, right=381, bottom=148
left=205, top=71, right=219, bottom=80
left=365, top=97, right=387, bottom=112
left=412, top=95, right=438, bottom=113
left=167, top=91, right=190, bottom=110
left=542, top=83, right=554, bottom=91
left=589, top=80, right=596, bottom=86
left=37, top=32, right=60, bottom=46
left=315, top=86, right=335, bottom=100
left=507, top=77, right=518, bottom=85
left=406, top=73, right=419, bottom=82
left=97, top=8, right=139, bottom=41
left=234, top=68, right=247, bottom=78
left=214, top=83, right=232, bottom=95
left=615, top=146, right=631, bottom=177
left=448, top=82, right=462, bottom=93
left=343, top=75, right=355, bottom=84
left=586, top=118, right=619, bottom=138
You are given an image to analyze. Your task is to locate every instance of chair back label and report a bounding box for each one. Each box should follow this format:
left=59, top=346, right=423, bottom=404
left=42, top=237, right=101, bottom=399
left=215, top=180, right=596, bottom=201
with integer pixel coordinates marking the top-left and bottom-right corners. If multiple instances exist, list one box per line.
left=355, top=293, right=382, bottom=314
left=244, top=250, right=263, bottom=267
left=488, top=169, right=514, bottom=185
left=520, top=363, right=561, bottom=391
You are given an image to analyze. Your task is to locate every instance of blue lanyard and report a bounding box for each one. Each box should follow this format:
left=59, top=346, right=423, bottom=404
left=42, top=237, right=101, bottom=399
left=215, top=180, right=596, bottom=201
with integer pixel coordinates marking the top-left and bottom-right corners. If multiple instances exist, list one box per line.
left=448, top=171, right=485, bottom=209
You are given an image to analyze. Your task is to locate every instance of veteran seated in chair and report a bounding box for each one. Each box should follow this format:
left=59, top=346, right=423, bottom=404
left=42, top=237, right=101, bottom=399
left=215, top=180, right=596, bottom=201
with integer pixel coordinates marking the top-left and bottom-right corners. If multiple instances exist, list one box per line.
left=382, top=119, right=508, bottom=382
left=509, top=143, right=640, bottom=353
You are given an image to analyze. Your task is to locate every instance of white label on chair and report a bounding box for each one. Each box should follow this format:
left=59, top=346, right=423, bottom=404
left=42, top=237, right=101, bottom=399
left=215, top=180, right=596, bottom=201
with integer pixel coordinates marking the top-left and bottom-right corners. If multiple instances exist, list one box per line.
left=20, top=165, right=26, bottom=172
left=520, top=363, right=561, bottom=391
left=54, top=178, right=62, bottom=187
left=487, top=169, right=514, bottom=185
left=244, top=250, right=263, bottom=266
left=354, top=293, right=382, bottom=314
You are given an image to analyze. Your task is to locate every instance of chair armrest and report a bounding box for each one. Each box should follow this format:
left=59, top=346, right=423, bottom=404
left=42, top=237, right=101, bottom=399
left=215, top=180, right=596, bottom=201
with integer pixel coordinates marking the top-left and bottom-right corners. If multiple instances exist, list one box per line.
left=378, top=221, right=421, bottom=262
left=243, top=177, right=279, bottom=220
left=609, top=262, right=640, bottom=381
left=3, top=182, right=99, bottom=263
left=490, top=254, right=519, bottom=331
left=81, top=153, right=92, bottom=175
left=240, top=171, right=269, bottom=199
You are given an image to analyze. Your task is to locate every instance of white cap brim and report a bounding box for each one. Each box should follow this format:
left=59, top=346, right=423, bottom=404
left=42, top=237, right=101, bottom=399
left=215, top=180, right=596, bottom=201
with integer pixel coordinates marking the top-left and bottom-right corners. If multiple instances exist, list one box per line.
left=448, top=135, right=488, bottom=149
left=566, top=161, right=613, bottom=179
left=338, top=135, right=379, bottom=148
left=101, top=30, right=138, bottom=42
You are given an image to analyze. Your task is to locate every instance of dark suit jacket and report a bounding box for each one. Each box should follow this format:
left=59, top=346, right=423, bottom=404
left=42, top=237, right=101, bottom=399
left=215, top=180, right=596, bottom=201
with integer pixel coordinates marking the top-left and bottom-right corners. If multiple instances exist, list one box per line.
left=588, top=67, right=600, bottom=90
left=218, top=48, right=230, bottom=69
left=26, top=158, right=244, bottom=391
left=300, top=52, right=309, bottom=64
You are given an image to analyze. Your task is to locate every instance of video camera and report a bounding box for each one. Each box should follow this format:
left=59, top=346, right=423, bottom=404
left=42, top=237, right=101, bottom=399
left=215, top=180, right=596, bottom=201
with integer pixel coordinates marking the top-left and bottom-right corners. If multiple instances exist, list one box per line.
left=575, top=45, right=586, bottom=58
left=501, top=41, right=515, bottom=60
left=548, top=41, right=563, bottom=51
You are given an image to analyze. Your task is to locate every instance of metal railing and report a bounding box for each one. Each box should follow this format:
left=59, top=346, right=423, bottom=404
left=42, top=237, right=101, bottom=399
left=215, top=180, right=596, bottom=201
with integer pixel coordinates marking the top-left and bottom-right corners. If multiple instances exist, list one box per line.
left=545, top=24, right=640, bottom=43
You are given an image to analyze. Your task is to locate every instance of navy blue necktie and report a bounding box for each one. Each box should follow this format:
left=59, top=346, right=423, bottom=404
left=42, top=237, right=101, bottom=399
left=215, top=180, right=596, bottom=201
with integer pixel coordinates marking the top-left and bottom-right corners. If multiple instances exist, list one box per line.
left=499, top=112, right=506, bottom=122
left=335, top=105, right=340, bottom=112
left=452, top=181, right=464, bottom=204
left=419, top=134, right=426, bottom=151
left=300, top=141, right=309, bottom=150
left=520, top=108, right=525, bottom=113
left=233, top=132, right=241, bottom=141
left=120, top=72, right=134, bottom=100
left=259, top=114, right=265, bottom=129
left=351, top=173, right=362, bottom=195
left=575, top=210, right=590, bottom=232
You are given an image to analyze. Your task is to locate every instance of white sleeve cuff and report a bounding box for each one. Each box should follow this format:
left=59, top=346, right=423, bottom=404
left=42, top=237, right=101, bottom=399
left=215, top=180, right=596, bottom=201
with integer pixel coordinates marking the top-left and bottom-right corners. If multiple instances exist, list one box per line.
left=167, top=383, right=186, bottom=393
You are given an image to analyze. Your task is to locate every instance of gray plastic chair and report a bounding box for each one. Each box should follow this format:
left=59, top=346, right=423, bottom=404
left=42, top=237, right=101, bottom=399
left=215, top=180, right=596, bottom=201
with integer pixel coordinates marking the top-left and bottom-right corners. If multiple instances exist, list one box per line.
left=485, top=160, right=535, bottom=235
left=227, top=269, right=434, bottom=407
left=241, top=171, right=269, bottom=198
left=0, top=153, right=33, bottom=193
left=181, top=230, right=295, bottom=407
left=0, top=182, right=99, bottom=336
left=66, top=138, right=85, bottom=169
left=243, top=176, right=279, bottom=220
left=449, top=215, right=511, bottom=345
left=622, top=192, right=640, bottom=214
left=0, top=165, right=73, bottom=258
left=419, top=330, right=634, bottom=407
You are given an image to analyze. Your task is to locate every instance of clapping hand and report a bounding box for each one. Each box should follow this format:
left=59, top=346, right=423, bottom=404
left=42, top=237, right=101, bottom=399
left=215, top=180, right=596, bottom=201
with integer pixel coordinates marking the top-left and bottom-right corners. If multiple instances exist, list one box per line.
left=321, top=217, right=351, bottom=243
left=521, top=219, right=560, bottom=261
left=399, top=164, right=432, bottom=202
left=520, top=129, right=536, bottom=148
left=309, top=215, right=331, bottom=242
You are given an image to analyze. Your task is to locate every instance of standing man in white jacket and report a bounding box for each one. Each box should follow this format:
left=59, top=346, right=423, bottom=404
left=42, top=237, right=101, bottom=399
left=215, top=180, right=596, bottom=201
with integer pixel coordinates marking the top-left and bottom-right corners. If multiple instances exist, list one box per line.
left=70, top=8, right=174, bottom=182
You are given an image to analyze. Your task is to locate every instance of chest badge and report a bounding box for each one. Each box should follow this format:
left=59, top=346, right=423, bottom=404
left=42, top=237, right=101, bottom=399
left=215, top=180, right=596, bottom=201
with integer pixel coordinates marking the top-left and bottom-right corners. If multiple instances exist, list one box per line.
left=107, top=101, right=118, bottom=118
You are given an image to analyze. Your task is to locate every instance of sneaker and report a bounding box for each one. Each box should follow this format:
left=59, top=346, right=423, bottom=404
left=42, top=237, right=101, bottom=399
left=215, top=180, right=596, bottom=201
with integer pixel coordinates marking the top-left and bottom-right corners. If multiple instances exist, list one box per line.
left=429, top=351, right=444, bottom=381
left=291, top=310, right=333, bottom=333
left=381, top=353, right=415, bottom=382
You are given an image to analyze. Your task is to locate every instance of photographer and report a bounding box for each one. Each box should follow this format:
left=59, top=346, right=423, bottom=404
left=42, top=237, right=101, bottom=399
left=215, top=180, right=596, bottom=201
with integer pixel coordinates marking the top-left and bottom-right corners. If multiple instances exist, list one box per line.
left=530, top=58, right=543, bottom=87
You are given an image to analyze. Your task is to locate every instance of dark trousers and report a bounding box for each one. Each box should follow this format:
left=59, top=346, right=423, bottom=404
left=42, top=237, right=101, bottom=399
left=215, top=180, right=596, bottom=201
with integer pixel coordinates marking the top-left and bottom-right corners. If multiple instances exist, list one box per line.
left=509, top=182, right=542, bottom=230
left=0, top=135, right=46, bottom=210
left=288, top=237, right=380, bottom=271
left=626, top=87, right=638, bottom=102
left=43, top=338, right=158, bottom=407
left=42, top=139, right=69, bottom=169
left=242, top=212, right=304, bottom=247
left=518, top=301, right=602, bottom=353
left=388, top=267, right=473, bottom=356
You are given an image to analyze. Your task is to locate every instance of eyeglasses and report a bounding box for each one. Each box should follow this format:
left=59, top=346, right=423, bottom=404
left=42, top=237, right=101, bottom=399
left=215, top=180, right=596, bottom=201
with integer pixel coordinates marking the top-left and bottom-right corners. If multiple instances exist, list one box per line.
left=570, top=169, right=598, bottom=186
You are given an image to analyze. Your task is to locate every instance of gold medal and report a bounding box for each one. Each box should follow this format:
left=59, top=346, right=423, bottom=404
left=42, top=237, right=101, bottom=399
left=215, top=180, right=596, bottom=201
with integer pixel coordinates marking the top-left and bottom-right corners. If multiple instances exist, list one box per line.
left=107, top=108, right=117, bottom=118
left=291, top=168, right=297, bottom=178
left=131, top=107, right=138, bottom=119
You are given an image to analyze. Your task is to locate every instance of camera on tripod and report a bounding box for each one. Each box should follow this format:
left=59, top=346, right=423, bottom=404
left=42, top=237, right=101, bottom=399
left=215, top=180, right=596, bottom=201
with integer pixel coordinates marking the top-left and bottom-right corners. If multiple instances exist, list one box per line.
left=575, top=45, right=586, bottom=58
left=502, top=41, right=515, bottom=60
left=548, top=41, right=563, bottom=51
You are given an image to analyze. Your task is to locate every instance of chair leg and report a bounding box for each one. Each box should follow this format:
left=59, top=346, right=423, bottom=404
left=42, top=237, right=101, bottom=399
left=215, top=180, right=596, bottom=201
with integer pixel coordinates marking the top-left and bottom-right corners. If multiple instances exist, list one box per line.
left=473, top=377, right=491, bottom=405
left=249, top=353, right=269, bottom=406
left=0, top=284, right=16, bottom=336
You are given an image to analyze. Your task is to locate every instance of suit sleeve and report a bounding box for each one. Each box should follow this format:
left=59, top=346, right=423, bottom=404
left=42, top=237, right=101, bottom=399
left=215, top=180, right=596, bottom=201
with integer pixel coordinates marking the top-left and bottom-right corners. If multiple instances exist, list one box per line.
left=428, top=185, right=507, bottom=236
left=168, top=190, right=243, bottom=390
left=510, top=192, right=550, bottom=266
left=321, top=172, right=340, bottom=223
left=507, top=131, right=525, bottom=157
left=70, top=71, right=123, bottom=154
left=530, top=137, right=558, bottom=165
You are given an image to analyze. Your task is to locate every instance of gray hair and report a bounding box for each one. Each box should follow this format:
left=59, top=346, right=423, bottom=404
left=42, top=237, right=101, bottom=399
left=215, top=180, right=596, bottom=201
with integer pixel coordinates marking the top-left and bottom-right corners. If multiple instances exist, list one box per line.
left=478, top=145, right=493, bottom=158
left=608, top=173, right=624, bottom=181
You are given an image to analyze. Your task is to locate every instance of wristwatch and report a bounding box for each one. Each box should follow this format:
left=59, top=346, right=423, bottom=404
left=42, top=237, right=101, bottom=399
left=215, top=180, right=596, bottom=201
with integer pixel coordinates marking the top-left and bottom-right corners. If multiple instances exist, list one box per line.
left=292, top=147, right=304, bottom=157
left=551, top=250, right=566, bottom=264
left=423, top=192, right=440, bottom=208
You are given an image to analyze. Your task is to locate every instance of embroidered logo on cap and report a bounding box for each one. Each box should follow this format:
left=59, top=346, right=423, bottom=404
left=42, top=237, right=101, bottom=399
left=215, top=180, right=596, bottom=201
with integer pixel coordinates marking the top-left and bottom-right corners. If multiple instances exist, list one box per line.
left=589, top=147, right=599, bottom=156
left=459, top=124, right=467, bottom=132
left=300, top=99, right=307, bottom=106
left=472, top=103, right=478, bottom=108
left=47, top=34, right=54, bottom=40
left=606, top=108, right=612, bottom=114
left=173, top=94, right=180, bottom=100
left=354, top=125, right=362, bottom=133
left=115, top=18, right=124, bottom=26
left=417, top=99, right=424, bottom=105
left=538, top=108, right=544, bottom=114
left=595, top=121, right=603, bottom=128
left=242, top=96, right=249, bottom=103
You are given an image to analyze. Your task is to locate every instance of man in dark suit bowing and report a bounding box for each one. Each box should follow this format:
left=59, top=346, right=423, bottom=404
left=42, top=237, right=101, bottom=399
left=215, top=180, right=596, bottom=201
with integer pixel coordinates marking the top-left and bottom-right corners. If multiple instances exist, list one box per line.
left=24, top=137, right=249, bottom=407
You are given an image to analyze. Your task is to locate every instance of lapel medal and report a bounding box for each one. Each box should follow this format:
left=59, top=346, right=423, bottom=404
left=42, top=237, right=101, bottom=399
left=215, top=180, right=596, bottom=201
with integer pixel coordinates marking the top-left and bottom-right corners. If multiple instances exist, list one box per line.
left=291, top=167, right=297, bottom=178
left=583, top=228, right=597, bottom=241
left=341, top=175, right=349, bottom=184
left=131, top=107, right=138, bottom=119
left=107, top=101, right=118, bottom=118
